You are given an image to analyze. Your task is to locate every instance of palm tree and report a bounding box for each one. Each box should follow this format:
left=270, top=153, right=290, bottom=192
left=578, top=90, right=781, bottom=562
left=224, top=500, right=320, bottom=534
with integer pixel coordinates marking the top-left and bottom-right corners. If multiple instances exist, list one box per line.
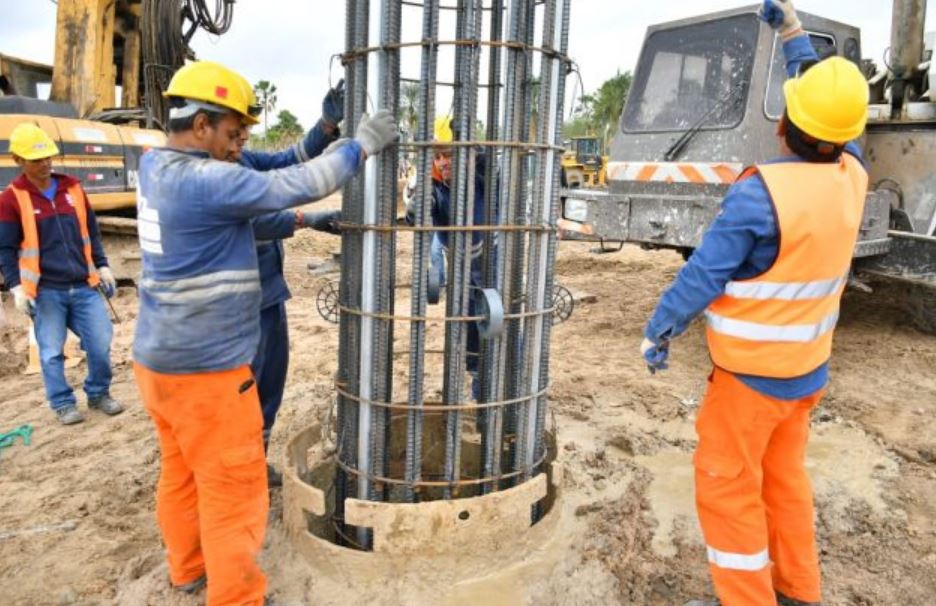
left=253, top=80, right=278, bottom=135
left=400, top=82, right=420, bottom=141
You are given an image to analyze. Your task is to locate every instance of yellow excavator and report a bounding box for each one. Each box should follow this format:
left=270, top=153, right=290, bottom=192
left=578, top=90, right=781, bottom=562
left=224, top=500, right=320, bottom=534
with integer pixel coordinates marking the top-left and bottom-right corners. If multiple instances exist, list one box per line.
left=560, top=135, right=607, bottom=189
left=1, top=0, right=235, bottom=280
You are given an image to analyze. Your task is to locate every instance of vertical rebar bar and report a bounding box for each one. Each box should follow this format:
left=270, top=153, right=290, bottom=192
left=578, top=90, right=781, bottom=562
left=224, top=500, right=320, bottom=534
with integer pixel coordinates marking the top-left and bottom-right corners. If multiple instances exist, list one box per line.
left=530, top=0, right=572, bottom=517
left=335, top=0, right=367, bottom=545
left=501, top=0, right=534, bottom=485
left=404, top=0, right=441, bottom=503
left=522, top=0, right=569, bottom=500
left=442, top=0, right=484, bottom=499
left=479, top=0, right=506, bottom=494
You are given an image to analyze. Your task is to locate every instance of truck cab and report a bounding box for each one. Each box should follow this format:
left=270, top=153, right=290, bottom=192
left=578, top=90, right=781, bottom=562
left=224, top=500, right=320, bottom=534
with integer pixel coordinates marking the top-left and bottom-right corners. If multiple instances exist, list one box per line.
left=559, top=6, right=891, bottom=258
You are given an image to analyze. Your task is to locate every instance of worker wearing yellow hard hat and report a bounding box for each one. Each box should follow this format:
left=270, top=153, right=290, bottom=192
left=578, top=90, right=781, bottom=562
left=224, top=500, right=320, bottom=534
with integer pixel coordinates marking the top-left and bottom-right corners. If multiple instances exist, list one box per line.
left=132, top=58, right=398, bottom=606
left=1, top=122, right=123, bottom=425
left=8, top=122, right=61, bottom=160
left=162, top=60, right=263, bottom=125
left=641, top=2, right=869, bottom=606
left=783, top=55, right=869, bottom=146
left=403, top=115, right=493, bottom=400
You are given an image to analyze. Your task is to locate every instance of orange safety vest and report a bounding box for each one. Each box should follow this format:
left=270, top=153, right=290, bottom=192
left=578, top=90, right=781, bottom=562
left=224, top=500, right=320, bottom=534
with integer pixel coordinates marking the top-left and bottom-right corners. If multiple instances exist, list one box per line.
left=705, top=154, right=868, bottom=378
left=11, top=183, right=101, bottom=298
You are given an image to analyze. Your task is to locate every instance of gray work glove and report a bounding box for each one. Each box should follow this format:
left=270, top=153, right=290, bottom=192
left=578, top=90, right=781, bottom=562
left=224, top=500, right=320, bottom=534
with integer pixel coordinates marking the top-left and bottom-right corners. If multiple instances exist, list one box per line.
left=98, top=266, right=117, bottom=298
left=759, top=0, right=802, bottom=41
left=355, top=109, right=398, bottom=157
left=302, top=210, right=342, bottom=235
left=11, top=285, right=35, bottom=316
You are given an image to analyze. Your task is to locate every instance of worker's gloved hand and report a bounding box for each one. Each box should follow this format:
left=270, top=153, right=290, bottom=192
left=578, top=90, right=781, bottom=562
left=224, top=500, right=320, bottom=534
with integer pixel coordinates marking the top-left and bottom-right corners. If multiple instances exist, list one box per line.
left=322, top=79, right=345, bottom=127
left=759, top=0, right=802, bottom=40
left=98, top=266, right=117, bottom=298
left=302, top=210, right=342, bottom=235
left=11, top=285, right=35, bottom=317
left=640, top=337, right=669, bottom=374
left=355, top=109, right=398, bottom=157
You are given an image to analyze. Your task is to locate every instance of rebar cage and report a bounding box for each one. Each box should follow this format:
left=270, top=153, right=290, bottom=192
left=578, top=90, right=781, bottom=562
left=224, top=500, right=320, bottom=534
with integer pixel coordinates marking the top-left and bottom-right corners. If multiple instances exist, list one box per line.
left=334, top=0, right=571, bottom=550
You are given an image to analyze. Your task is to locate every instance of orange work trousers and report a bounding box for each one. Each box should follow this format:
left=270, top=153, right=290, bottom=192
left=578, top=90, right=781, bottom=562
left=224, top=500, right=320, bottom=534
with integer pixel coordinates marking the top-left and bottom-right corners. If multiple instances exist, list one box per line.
left=134, top=362, right=268, bottom=606
left=694, top=366, right=824, bottom=606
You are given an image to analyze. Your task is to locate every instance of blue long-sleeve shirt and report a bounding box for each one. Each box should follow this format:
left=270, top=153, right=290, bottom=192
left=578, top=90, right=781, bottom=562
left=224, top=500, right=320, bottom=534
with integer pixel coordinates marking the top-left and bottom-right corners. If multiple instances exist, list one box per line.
left=243, top=120, right=338, bottom=309
left=645, top=34, right=864, bottom=400
left=133, top=139, right=361, bottom=374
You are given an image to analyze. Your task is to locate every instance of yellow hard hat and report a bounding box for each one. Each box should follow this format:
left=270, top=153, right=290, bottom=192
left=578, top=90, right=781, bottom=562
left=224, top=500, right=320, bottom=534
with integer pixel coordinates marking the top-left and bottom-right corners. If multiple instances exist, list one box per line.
left=434, top=116, right=454, bottom=143
left=784, top=57, right=868, bottom=144
left=164, top=60, right=261, bottom=125
left=9, top=123, right=60, bottom=161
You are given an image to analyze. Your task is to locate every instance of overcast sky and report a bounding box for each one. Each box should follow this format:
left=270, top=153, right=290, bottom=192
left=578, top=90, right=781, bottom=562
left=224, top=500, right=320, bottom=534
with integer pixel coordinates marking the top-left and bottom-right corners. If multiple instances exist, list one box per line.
left=2, top=1, right=934, bottom=131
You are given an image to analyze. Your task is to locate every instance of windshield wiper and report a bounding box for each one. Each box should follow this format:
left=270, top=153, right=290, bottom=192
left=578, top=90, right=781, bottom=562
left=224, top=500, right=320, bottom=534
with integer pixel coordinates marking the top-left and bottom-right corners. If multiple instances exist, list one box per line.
left=663, top=80, right=747, bottom=162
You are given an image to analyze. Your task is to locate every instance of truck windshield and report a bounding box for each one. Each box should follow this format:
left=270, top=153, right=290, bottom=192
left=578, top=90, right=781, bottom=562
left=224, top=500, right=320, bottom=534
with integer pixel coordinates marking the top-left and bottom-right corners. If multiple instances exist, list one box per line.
left=622, top=14, right=759, bottom=133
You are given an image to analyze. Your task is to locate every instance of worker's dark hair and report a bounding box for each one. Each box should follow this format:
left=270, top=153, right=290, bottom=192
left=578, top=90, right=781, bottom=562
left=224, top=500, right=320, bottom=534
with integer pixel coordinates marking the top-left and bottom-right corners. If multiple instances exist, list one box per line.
left=782, top=110, right=844, bottom=163
left=166, top=96, right=227, bottom=133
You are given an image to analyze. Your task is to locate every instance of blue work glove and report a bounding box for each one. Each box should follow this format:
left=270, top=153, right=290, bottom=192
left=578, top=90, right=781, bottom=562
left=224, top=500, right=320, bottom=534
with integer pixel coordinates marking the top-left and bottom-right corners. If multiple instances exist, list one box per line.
left=322, top=79, right=345, bottom=127
left=759, top=0, right=802, bottom=40
left=302, top=210, right=342, bottom=235
left=640, top=337, right=669, bottom=374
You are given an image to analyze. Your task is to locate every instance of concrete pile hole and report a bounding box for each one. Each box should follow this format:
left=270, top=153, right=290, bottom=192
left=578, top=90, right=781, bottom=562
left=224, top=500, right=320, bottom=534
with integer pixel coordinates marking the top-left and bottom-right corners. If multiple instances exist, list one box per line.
left=284, top=0, right=573, bottom=598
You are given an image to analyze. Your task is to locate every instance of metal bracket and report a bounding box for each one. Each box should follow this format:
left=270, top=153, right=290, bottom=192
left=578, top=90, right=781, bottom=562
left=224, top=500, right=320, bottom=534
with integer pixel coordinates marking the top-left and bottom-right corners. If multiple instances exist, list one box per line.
left=427, top=266, right=441, bottom=305
left=474, top=288, right=504, bottom=340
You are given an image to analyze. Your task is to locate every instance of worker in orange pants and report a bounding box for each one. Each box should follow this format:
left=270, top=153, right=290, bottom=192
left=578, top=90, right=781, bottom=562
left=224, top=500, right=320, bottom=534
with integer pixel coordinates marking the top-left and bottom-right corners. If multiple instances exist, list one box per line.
left=694, top=368, right=824, bottom=605
left=134, top=362, right=268, bottom=605
left=132, top=59, right=395, bottom=604
left=640, top=2, right=869, bottom=604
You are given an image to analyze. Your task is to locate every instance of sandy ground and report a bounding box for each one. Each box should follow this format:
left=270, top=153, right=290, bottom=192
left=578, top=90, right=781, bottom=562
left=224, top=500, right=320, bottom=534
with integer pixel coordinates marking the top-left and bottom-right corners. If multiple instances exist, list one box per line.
left=1, top=196, right=935, bottom=605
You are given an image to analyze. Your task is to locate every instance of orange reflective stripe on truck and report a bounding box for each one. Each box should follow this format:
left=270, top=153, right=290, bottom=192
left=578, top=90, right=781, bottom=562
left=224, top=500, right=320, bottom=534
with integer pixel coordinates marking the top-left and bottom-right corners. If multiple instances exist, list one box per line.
left=606, top=161, right=743, bottom=184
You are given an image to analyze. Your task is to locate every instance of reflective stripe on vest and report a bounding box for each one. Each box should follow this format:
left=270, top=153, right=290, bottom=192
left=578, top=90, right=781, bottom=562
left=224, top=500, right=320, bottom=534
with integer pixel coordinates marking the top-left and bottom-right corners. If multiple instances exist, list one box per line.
left=10, top=183, right=101, bottom=297
left=705, top=155, right=867, bottom=378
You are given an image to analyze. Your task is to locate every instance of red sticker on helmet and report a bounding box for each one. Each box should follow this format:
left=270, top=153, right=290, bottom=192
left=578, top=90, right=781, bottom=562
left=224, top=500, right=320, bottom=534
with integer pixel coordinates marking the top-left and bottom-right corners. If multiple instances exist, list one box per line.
left=215, top=86, right=228, bottom=99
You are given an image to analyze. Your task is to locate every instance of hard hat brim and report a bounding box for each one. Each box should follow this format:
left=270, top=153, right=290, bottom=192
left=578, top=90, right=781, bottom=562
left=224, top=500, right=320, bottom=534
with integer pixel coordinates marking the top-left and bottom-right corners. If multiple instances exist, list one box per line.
left=13, top=142, right=60, bottom=161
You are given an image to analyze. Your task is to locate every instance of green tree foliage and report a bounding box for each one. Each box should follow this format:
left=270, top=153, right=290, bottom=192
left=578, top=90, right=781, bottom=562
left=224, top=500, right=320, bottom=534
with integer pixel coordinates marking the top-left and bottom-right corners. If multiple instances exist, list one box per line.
left=268, top=109, right=304, bottom=141
left=253, top=80, right=278, bottom=134
left=400, top=82, right=420, bottom=141
left=248, top=109, right=304, bottom=151
left=563, top=71, right=632, bottom=150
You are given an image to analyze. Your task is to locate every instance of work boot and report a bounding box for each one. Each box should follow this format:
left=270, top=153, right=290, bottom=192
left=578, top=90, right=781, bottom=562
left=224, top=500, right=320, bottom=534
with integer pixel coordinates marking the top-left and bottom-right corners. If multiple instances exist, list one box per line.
left=88, top=394, right=124, bottom=416
left=777, top=593, right=821, bottom=606
left=55, top=406, right=85, bottom=425
left=684, top=600, right=720, bottom=606
left=173, top=574, right=206, bottom=594
left=267, top=463, right=283, bottom=488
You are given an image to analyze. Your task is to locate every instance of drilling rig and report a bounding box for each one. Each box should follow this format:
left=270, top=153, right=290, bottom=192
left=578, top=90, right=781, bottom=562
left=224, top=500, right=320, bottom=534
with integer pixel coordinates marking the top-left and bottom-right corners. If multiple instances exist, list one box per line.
left=0, top=0, right=236, bottom=281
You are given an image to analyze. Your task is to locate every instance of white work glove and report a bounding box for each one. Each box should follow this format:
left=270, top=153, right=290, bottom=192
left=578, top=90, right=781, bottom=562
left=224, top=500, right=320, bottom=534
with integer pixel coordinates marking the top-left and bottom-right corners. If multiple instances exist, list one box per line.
left=759, top=0, right=802, bottom=41
left=354, top=109, right=399, bottom=158
left=11, top=285, right=35, bottom=316
left=98, top=266, right=117, bottom=298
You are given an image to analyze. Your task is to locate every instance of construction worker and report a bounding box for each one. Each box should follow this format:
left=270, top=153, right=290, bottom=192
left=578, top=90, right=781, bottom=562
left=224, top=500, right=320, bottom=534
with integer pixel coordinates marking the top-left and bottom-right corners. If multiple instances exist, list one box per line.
left=132, top=60, right=396, bottom=606
left=230, top=81, right=346, bottom=488
left=0, top=122, right=122, bottom=425
left=641, top=2, right=868, bottom=605
left=407, top=116, right=493, bottom=399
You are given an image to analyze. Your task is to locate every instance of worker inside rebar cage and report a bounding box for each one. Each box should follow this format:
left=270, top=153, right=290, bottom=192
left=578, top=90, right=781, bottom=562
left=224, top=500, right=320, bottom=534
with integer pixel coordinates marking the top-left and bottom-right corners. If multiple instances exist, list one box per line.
left=406, top=115, right=498, bottom=401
